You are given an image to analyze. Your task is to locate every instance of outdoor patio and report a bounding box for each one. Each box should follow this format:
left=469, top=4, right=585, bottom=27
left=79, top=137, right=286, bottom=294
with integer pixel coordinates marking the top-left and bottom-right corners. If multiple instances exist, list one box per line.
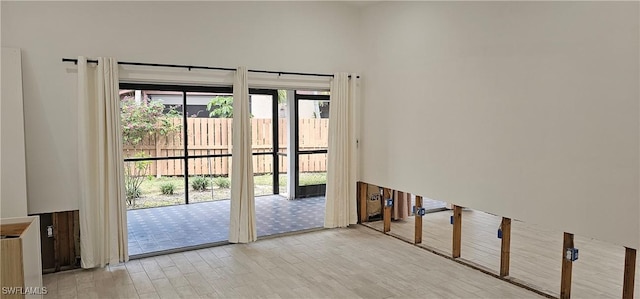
left=127, top=195, right=325, bottom=256
left=127, top=195, right=447, bottom=257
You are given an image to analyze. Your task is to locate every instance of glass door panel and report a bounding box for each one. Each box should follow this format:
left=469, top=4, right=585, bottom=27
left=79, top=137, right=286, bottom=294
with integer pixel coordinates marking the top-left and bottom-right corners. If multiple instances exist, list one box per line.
left=297, top=153, right=328, bottom=197
left=250, top=92, right=277, bottom=196
left=253, top=155, right=274, bottom=197
left=123, top=84, right=234, bottom=257
left=295, top=92, right=330, bottom=197
left=186, top=91, right=233, bottom=204
left=278, top=154, right=288, bottom=195
left=187, top=157, right=232, bottom=203
left=121, top=88, right=186, bottom=211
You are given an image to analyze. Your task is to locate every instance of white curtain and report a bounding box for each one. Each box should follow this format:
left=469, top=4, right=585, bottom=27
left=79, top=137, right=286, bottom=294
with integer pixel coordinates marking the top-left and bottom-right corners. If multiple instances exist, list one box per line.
left=77, top=57, right=128, bottom=267
left=325, top=73, right=358, bottom=228
left=229, top=67, right=257, bottom=243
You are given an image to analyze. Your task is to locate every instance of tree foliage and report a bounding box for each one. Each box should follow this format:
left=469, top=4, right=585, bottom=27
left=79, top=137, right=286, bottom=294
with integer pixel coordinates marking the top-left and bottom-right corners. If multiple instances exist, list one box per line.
left=120, top=97, right=181, bottom=147
left=207, top=96, right=234, bottom=118
left=278, top=90, right=287, bottom=104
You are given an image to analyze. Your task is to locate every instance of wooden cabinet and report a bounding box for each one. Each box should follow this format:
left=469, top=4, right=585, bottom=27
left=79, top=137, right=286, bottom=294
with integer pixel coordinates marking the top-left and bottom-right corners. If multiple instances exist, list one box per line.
left=1, top=216, right=43, bottom=299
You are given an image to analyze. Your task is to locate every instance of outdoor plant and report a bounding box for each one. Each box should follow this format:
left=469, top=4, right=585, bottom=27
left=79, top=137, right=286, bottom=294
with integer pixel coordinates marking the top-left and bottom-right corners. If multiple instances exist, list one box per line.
left=124, top=152, right=151, bottom=206
left=213, top=176, right=231, bottom=189
left=120, top=97, right=181, bottom=147
left=191, top=176, right=209, bottom=191
left=121, top=95, right=181, bottom=205
left=207, top=96, right=234, bottom=118
left=160, top=182, right=176, bottom=195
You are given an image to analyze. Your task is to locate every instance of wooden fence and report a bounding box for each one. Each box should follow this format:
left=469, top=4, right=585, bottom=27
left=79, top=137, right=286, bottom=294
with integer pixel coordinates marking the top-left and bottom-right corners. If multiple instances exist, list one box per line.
left=123, top=118, right=329, bottom=176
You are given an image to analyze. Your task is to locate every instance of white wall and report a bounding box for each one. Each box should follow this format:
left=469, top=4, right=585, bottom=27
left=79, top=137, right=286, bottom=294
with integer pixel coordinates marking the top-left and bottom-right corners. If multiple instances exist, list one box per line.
left=360, top=2, right=639, bottom=248
left=1, top=1, right=361, bottom=214
left=5, top=1, right=639, bottom=249
left=1, top=47, right=29, bottom=218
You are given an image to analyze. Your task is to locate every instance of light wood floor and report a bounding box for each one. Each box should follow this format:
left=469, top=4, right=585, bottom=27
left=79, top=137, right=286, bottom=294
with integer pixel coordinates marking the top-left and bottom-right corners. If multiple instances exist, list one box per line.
left=366, top=209, right=640, bottom=298
left=42, top=226, right=542, bottom=298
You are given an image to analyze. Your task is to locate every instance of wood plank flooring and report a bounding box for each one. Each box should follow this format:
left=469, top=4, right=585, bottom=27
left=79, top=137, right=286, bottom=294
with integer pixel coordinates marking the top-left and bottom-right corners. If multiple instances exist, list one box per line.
left=42, top=226, right=542, bottom=298
left=366, top=209, right=640, bottom=298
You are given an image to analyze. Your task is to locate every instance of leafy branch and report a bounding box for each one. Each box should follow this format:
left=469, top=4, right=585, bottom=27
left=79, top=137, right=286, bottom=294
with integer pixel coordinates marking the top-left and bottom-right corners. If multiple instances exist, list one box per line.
left=207, top=96, right=234, bottom=118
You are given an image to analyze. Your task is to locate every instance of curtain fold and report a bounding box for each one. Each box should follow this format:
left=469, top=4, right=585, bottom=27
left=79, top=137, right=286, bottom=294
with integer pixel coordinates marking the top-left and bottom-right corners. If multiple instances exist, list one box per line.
left=77, top=57, right=128, bottom=268
left=325, top=73, right=358, bottom=228
left=229, top=67, right=257, bottom=243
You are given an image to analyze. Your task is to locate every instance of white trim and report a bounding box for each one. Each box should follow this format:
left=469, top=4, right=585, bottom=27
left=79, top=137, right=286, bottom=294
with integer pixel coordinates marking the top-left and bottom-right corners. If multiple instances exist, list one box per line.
left=118, top=65, right=331, bottom=90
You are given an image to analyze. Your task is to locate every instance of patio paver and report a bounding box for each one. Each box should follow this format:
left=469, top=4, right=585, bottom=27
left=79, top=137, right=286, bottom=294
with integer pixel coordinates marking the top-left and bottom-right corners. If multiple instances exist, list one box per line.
left=127, top=195, right=446, bottom=256
left=127, top=195, right=325, bottom=256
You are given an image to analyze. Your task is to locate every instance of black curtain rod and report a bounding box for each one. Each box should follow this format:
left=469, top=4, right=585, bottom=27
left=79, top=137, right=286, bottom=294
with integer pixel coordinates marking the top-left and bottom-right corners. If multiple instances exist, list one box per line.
left=61, top=58, right=359, bottom=79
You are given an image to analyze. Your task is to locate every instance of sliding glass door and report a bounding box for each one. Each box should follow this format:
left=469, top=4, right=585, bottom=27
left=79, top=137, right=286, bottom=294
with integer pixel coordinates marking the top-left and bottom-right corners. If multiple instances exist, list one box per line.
left=122, top=83, right=334, bottom=254
left=121, top=84, right=283, bottom=256
left=121, top=84, right=283, bottom=210
left=185, top=90, right=235, bottom=204
left=294, top=91, right=330, bottom=198
left=250, top=89, right=280, bottom=197
left=120, top=84, right=235, bottom=209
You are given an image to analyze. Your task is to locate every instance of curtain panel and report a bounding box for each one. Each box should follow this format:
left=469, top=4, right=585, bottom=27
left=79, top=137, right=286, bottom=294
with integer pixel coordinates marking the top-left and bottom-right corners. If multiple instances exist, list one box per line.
left=229, top=67, right=257, bottom=243
left=77, top=57, right=128, bottom=267
left=325, top=73, right=358, bottom=228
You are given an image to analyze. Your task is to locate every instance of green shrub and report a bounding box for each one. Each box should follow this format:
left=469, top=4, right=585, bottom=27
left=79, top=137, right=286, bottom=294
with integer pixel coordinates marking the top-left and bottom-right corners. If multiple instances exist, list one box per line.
left=160, top=183, right=175, bottom=195
left=124, top=152, right=151, bottom=206
left=126, top=187, right=141, bottom=200
left=213, top=177, right=231, bottom=189
left=191, top=176, right=209, bottom=191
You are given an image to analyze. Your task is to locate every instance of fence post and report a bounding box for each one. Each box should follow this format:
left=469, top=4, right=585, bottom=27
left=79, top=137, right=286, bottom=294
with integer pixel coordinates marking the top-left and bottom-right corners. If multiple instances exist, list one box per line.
left=155, top=133, right=162, bottom=178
